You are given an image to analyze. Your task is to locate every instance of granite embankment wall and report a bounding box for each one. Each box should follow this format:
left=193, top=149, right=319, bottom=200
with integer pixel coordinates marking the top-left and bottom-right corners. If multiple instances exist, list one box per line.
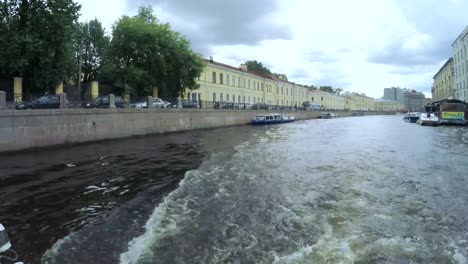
left=0, top=109, right=389, bottom=153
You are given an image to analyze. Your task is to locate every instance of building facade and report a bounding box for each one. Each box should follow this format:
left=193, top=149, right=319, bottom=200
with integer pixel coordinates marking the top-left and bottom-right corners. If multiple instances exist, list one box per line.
left=383, top=87, right=405, bottom=102
left=186, top=59, right=308, bottom=107
left=382, top=87, right=425, bottom=111
left=342, top=92, right=376, bottom=110
left=375, top=99, right=404, bottom=111
left=432, top=57, right=454, bottom=101
left=404, top=90, right=426, bottom=111
left=452, top=25, right=468, bottom=102
left=309, top=90, right=345, bottom=110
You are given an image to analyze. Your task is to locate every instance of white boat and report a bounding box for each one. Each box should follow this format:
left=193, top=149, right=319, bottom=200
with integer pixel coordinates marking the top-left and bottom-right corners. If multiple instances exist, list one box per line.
left=416, top=113, right=440, bottom=126
left=252, top=113, right=296, bottom=125
left=403, top=112, right=421, bottom=123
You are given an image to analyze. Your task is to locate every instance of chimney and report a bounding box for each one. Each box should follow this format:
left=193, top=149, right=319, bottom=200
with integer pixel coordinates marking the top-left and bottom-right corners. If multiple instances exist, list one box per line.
left=209, top=56, right=213, bottom=62
left=240, top=64, right=247, bottom=71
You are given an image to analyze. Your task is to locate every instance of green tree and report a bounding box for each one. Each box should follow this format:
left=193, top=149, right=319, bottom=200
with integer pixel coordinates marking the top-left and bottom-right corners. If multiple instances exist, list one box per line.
left=334, top=88, right=343, bottom=95
left=104, top=6, right=204, bottom=97
left=0, top=0, right=80, bottom=93
left=74, top=19, right=109, bottom=85
left=319, top=86, right=334, bottom=93
left=305, top=84, right=317, bottom=91
left=273, top=73, right=288, bottom=81
left=244, top=60, right=272, bottom=75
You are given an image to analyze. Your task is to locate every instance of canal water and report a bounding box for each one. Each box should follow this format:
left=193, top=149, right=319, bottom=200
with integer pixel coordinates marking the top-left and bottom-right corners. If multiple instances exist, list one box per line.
left=1, top=115, right=468, bottom=263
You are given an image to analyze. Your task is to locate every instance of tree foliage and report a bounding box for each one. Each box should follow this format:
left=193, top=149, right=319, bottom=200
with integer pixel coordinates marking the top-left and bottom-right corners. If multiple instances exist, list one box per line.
left=0, top=0, right=80, bottom=93
left=244, top=60, right=272, bottom=75
left=74, top=18, right=109, bottom=85
left=104, top=6, right=204, bottom=97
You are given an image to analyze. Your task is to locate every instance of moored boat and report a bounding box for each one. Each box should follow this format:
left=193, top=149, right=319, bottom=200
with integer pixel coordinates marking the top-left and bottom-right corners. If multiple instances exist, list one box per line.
left=403, top=112, right=421, bottom=123
left=319, top=112, right=340, bottom=119
left=416, top=113, right=440, bottom=126
left=252, top=113, right=296, bottom=125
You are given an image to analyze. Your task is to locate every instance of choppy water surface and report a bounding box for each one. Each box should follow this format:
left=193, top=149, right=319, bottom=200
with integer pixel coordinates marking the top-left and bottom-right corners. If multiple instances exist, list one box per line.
left=2, top=115, right=468, bottom=263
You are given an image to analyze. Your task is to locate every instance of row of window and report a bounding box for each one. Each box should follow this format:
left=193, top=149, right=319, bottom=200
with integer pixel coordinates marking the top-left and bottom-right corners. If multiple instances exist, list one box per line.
left=456, top=80, right=467, bottom=90
left=211, top=92, right=301, bottom=106
left=454, top=43, right=467, bottom=65
left=210, top=71, right=306, bottom=97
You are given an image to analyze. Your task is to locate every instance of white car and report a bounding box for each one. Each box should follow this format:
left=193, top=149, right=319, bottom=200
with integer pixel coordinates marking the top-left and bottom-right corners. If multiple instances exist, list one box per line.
left=131, top=98, right=172, bottom=109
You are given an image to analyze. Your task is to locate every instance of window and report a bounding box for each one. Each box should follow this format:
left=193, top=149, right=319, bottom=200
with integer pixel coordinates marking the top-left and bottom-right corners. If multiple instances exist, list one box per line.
left=220, top=73, right=224, bottom=84
left=312, top=97, right=314, bottom=101
left=243, top=96, right=245, bottom=102
left=212, top=72, right=217, bottom=83
left=254, top=98, right=256, bottom=103
left=258, top=83, right=260, bottom=90
left=262, top=83, right=264, bottom=91
left=248, top=80, right=251, bottom=89
left=227, top=94, right=230, bottom=101
left=238, top=77, right=241, bottom=87
left=238, top=95, right=241, bottom=102
left=281, top=87, right=283, bottom=95
left=321, top=97, right=324, bottom=101
left=253, top=81, right=255, bottom=89
left=213, top=93, right=216, bottom=102
left=248, top=96, right=250, bottom=102
left=277, top=86, right=279, bottom=94
left=232, top=76, right=235, bottom=86
left=227, top=75, right=230, bottom=85
left=220, top=93, right=223, bottom=102
left=233, top=95, right=235, bottom=103
left=243, top=78, right=246, bottom=88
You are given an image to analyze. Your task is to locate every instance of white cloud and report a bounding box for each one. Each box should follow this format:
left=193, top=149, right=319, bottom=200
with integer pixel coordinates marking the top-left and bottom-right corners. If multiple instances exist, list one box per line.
left=76, top=0, right=468, bottom=98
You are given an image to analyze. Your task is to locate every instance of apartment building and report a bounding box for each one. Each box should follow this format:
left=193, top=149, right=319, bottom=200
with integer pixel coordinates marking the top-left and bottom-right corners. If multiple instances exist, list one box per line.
left=452, top=25, right=468, bottom=102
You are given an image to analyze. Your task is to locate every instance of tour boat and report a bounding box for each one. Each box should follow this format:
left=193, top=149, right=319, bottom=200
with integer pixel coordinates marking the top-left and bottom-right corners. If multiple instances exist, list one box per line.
left=252, top=113, right=296, bottom=125
left=403, top=112, right=421, bottom=123
left=319, top=112, right=340, bottom=119
left=416, top=113, right=440, bottom=126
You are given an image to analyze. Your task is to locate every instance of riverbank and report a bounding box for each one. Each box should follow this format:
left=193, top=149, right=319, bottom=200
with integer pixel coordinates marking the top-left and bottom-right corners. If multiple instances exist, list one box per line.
left=0, top=108, right=392, bottom=153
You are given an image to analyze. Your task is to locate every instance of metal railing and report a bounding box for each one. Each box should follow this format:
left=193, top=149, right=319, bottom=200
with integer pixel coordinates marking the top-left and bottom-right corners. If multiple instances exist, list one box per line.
left=3, top=91, right=325, bottom=112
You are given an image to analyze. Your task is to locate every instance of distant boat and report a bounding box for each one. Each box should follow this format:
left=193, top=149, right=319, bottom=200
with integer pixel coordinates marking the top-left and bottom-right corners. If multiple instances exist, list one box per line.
left=319, top=112, right=339, bottom=119
left=252, top=113, right=295, bottom=125
left=416, top=113, right=440, bottom=126
left=403, top=112, right=421, bottom=123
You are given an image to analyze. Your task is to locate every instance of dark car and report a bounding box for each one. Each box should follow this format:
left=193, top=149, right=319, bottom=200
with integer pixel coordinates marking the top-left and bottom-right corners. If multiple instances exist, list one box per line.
left=85, top=96, right=125, bottom=108
left=182, top=100, right=198, bottom=109
left=213, top=101, right=235, bottom=109
left=16, top=95, right=61, bottom=110
left=252, top=103, right=270, bottom=110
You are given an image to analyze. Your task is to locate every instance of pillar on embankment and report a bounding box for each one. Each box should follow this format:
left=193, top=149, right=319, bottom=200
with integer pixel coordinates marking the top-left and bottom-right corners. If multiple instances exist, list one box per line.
left=0, top=91, right=6, bottom=110
left=13, top=77, right=22, bottom=102
left=55, top=82, right=64, bottom=95
left=91, top=81, right=99, bottom=99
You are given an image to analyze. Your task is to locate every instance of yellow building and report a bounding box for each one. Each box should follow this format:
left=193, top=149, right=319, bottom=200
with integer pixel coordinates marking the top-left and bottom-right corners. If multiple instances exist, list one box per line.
left=342, top=92, right=376, bottom=110
left=432, top=57, right=454, bottom=101
left=185, top=58, right=308, bottom=107
left=375, top=99, right=404, bottom=111
left=308, top=90, right=345, bottom=110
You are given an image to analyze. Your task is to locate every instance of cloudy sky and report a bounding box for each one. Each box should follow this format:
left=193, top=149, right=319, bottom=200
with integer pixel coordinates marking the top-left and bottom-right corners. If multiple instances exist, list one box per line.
left=78, top=0, right=468, bottom=98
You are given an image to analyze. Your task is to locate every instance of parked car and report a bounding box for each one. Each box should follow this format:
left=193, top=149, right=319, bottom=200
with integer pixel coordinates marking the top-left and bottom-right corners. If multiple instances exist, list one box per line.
left=130, top=98, right=172, bottom=109
left=86, top=96, right=125, bottom=108
left=153, top=98, right=172, bottom=108
left=16, top=95, right=61, bottom=110
left=213, top=101, right=235, bottom=109
left=182, top=100, right=198, bottom=108
left=252, top=103, right=270, bottom=110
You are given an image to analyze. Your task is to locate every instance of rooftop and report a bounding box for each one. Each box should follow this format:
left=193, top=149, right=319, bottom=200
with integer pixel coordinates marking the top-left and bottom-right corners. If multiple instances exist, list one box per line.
left=433, top=57, right=454, bottom=79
